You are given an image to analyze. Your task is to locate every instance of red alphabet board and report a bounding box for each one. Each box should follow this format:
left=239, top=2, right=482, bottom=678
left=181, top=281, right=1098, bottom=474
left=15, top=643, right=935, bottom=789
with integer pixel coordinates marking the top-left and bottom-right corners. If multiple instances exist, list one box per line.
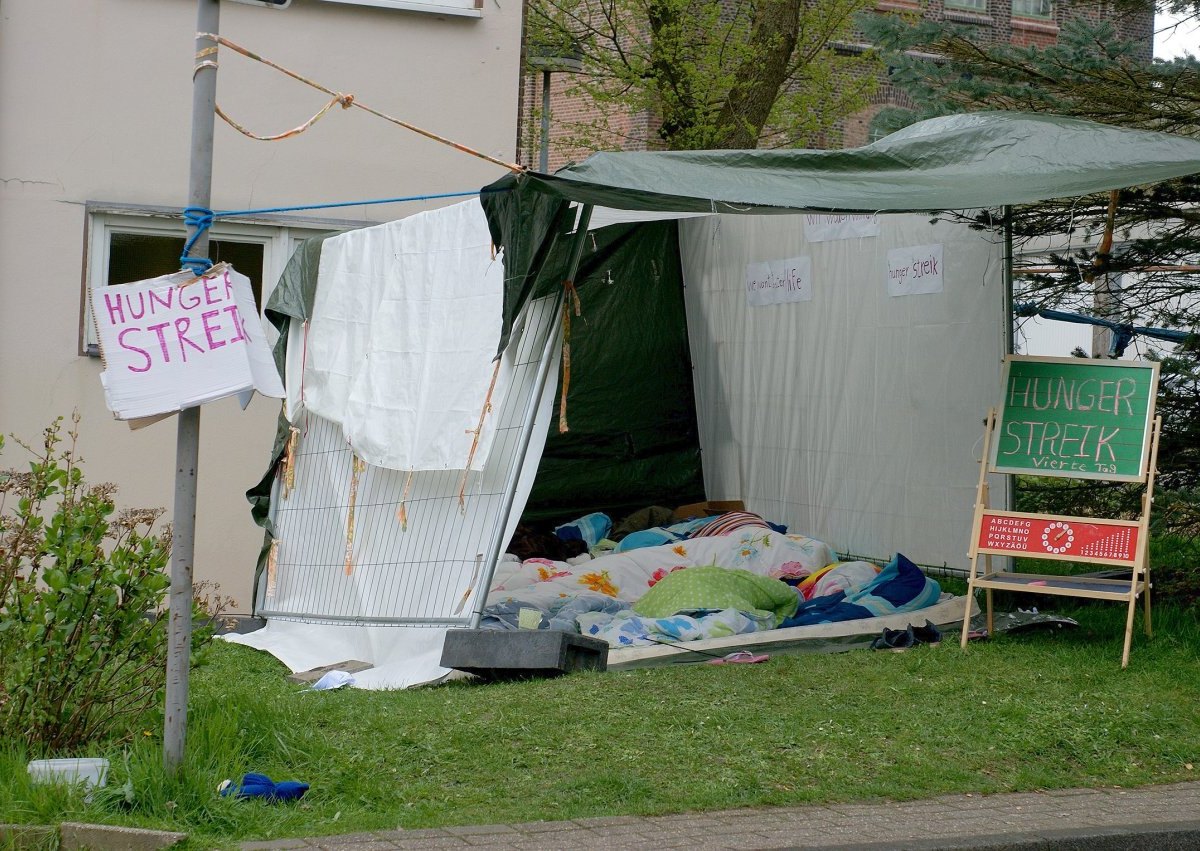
left=976, top=511, right=1139, bottom=565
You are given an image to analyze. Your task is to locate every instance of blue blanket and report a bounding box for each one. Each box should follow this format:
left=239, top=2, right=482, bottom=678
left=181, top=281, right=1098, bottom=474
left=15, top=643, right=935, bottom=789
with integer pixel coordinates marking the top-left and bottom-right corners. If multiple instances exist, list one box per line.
left=779, top=553, right=940, bottom=628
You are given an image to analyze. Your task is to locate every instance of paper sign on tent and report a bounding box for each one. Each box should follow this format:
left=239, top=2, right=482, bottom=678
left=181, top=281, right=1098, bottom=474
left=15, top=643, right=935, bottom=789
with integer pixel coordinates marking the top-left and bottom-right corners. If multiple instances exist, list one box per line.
left=803, top=213, right=880, bottom=242
left=94, top=266, right=284, bottom=422
left=744, top=255, right=813, bottom=306
left=886, top=243, right=944, bottom=297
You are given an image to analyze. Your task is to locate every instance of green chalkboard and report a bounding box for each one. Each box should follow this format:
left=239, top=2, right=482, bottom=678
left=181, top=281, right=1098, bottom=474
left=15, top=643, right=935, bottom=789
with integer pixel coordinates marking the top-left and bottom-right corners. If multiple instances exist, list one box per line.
left=990, top=356, right=1159, bottom=482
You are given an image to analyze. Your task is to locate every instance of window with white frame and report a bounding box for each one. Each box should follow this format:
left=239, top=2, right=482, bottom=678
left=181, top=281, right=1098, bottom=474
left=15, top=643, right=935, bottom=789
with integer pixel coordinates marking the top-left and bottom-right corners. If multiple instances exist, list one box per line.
left=316, top=0, right=482, bottom=18
left=945, top=0, right=988, bottom=12
left=81, top=208, right=341, bottom=356
left=1012, top=0, right=1053, bottom=17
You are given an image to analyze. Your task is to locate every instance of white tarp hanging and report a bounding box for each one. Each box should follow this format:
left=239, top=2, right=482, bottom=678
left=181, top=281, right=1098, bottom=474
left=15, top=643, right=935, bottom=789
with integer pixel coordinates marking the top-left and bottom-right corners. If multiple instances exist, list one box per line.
left=299, top=199, right=505, bottom=472
left=227, top=295, right=562, bottom=689
left=679, top=212, right=1007, bottom=569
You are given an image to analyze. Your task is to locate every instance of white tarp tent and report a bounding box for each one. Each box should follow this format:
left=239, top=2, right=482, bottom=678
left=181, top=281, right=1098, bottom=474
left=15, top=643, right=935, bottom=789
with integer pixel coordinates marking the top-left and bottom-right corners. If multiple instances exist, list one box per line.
left=230, top=203, right=1003, bottom=688
left=230, top=113, right=1200, bottom=688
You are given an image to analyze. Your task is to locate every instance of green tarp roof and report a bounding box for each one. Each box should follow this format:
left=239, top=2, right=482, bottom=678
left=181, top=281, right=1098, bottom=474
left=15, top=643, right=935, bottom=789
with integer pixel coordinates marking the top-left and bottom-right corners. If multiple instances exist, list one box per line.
left=480, top=111, right=1200, bottom=350
left=483, top=112, right=1200, bottom=215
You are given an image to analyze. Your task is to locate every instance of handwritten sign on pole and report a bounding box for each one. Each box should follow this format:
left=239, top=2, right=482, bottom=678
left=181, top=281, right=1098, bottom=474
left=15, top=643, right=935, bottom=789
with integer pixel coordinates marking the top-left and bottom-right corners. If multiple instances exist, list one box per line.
left=94, top=266, right=285, bottom=422
left=990, top=355, right=1159, bottom=482
left=744, top=256, right=813, bottom=307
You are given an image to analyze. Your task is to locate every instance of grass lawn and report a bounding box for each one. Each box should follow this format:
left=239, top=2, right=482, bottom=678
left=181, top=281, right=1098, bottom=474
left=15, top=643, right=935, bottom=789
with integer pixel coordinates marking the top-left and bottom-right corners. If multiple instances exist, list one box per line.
left=2, top=603, right=1198, bottom=849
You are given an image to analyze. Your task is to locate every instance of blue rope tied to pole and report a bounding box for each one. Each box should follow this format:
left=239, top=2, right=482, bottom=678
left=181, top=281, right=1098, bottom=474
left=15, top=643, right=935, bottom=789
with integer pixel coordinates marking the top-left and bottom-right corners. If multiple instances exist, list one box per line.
left=180, top=206, right=216, bottom=274
left=177, top=190, right=487, bottom=274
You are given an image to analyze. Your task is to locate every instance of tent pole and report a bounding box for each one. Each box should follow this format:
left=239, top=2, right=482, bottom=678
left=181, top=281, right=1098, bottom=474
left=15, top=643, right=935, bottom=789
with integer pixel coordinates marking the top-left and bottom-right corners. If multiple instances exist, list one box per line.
left=1002, top=205, right=1016, bottom=520
left=1003, top=205, right=1014, bottom=357
left=469, top=204, right=594, bottom=628
left=468, top=290, right=566, bottom=629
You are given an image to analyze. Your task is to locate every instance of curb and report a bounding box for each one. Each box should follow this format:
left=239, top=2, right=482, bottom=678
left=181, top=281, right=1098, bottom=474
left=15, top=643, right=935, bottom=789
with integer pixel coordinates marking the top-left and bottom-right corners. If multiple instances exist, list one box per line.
left=0, top=824, right=56, bottom=850
left=811, top=821, right=1200, bottom=850
left=0, top=823, right=186, bottom=851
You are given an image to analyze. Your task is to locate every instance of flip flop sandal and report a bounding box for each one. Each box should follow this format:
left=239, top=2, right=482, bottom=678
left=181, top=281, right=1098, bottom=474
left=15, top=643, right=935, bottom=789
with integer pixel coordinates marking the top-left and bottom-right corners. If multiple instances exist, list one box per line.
left=707, top=650, right=770, bottom=665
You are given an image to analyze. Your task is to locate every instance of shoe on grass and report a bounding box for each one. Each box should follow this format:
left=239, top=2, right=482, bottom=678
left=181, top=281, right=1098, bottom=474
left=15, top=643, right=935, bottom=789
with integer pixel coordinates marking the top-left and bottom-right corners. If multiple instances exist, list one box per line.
left=913, top=619, right=942, bottom=646
left=870, top=624, right=915, bottom=652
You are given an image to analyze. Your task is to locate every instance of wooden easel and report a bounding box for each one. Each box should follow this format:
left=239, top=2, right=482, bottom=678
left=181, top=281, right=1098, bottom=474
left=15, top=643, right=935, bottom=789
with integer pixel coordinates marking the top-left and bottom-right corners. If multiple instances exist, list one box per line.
left=960, top=357, right=1161, bottom=668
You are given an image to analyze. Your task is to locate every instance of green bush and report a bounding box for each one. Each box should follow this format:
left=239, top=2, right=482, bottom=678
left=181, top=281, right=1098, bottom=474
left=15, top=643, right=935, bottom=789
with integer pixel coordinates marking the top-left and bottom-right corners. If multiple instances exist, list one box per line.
left=1014, top=475, right=1200, bottom=608
left=0, top=416, right=171, bottom=753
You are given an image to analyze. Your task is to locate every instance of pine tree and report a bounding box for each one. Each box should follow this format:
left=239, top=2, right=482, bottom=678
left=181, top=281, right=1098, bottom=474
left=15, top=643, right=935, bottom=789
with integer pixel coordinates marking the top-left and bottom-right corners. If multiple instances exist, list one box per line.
left=861, top=7, right=1200, bottom=520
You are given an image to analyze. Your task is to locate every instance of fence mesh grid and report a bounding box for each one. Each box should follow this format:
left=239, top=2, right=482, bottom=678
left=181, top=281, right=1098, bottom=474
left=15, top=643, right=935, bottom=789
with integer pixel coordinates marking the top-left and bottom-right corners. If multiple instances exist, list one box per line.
left=258, top=296, right=559, bottom=626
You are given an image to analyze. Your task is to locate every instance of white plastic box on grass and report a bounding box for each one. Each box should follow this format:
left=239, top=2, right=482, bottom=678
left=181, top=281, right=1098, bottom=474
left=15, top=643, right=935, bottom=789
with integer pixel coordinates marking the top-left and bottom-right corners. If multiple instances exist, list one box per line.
left=27, top=758, right=109, bottom=796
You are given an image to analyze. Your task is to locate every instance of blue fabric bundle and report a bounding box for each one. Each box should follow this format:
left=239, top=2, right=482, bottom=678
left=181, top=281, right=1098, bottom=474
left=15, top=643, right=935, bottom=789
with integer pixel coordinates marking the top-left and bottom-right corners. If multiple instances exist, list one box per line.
left=220, top=773, right=310, bottom=803
left=780, top=553, right=940, bottom=628
left=554, top=512, right=613, bottom=549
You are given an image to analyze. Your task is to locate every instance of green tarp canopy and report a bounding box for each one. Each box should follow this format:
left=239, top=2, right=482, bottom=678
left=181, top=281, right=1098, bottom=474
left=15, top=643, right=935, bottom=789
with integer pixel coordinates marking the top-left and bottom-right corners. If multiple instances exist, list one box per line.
left=473, top=109, right=1200, bottom=529
left=487, top=112, right=1200, bottom=215
left=481, top=111, right=1200, bottom=351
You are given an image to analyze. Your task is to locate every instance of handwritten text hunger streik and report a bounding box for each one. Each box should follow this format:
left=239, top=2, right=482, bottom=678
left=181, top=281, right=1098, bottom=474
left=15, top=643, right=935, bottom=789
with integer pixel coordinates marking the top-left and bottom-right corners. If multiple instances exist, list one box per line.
left=887, top=253, right=939, bottom=284
left=885, top=243, right=943, bottom=297
left=999, top=374, right=1138, bottom=471
left=100, top=271, right=250, bottom=373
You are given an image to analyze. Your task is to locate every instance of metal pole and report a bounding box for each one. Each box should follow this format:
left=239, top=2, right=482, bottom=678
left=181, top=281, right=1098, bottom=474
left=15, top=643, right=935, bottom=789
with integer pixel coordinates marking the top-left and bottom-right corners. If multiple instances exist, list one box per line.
left=1001, top=206, right=1015, bottom=543
left=470, top=204, right=594, bottom=627
left=539, top=68, right=551, bottom=172
left=165, top=0, right=220, bottom=774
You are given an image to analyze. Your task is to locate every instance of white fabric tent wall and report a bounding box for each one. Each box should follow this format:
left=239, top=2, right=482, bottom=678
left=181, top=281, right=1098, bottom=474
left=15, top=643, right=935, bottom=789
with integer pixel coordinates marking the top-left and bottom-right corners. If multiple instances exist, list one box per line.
left=679, top=212, right=1008, bottom=569
left=227, top=296, right=562, bottom=689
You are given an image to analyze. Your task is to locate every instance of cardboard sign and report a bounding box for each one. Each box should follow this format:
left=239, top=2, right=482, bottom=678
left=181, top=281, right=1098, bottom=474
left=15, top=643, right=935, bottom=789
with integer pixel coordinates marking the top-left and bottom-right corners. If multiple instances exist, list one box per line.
left=886, top=243, right=943, bottom=297
left=744, top=256, right=813, bottom=307
left=990, top=356, right=1158, bottom=481
left=803, top=213, right=880, bottom=242
left=95, top=266, right=284, bottom=421
left=976, top=510, right=1140, bottom=565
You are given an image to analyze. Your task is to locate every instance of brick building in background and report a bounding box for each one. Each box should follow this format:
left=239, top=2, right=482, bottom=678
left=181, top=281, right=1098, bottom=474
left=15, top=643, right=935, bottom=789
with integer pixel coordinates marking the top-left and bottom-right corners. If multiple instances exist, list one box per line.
left=517, top=0, right=1155, bottom=169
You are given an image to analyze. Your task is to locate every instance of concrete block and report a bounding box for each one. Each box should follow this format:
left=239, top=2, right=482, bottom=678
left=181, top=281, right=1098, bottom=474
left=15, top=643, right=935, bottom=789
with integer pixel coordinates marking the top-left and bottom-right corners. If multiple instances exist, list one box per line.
left=59, top=822, right=186, bottom=850
left=439, top=630, right=608, bottom=680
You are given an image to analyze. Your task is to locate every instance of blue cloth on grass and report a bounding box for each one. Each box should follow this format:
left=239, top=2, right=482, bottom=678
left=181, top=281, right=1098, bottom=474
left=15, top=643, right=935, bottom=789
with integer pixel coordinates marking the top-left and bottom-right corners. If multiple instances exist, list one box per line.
left=221, top=773, right=309, bottom=802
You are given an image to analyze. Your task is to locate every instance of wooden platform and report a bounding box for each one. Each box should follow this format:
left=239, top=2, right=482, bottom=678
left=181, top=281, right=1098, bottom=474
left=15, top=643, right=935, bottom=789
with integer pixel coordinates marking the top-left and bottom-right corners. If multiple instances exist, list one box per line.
left=607, top=594, right=975, bottom=670
left=970, top=572, right=1147, bottom=602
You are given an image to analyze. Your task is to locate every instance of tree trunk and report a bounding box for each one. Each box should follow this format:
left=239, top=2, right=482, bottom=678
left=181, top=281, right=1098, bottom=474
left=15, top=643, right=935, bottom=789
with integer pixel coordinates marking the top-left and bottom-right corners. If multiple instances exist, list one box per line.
left=706, top=0, right=801, bottom=149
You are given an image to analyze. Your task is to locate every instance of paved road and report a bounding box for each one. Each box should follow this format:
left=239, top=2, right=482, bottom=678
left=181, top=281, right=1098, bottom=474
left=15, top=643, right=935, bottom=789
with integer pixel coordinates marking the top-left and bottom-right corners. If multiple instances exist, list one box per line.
left=240, top=780, right=1200, bottom=850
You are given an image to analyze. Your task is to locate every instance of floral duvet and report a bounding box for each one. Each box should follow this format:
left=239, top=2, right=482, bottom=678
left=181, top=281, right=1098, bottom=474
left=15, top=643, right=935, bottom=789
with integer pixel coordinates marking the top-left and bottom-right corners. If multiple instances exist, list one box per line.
left=483, top=531, right=836, bottom=641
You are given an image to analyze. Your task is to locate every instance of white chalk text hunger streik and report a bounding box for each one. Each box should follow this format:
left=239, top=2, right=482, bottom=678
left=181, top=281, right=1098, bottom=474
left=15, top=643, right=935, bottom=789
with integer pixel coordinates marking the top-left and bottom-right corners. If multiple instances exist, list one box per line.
left=991, top=357, right=1157, bottom=482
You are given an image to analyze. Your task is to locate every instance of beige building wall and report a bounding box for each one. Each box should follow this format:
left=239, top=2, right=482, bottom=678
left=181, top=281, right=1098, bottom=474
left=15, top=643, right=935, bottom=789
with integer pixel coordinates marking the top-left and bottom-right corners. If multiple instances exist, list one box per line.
left=0, top=0, right=524, bottom=612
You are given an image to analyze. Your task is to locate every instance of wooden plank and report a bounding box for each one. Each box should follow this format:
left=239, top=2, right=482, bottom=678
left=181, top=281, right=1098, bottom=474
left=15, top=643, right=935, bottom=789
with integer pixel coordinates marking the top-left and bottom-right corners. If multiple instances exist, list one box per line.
left=607, top=594, right=976, bottom=670
left=971, top=571, right=1145, bottom=601
left=286, top=659, right=375, bottom=684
